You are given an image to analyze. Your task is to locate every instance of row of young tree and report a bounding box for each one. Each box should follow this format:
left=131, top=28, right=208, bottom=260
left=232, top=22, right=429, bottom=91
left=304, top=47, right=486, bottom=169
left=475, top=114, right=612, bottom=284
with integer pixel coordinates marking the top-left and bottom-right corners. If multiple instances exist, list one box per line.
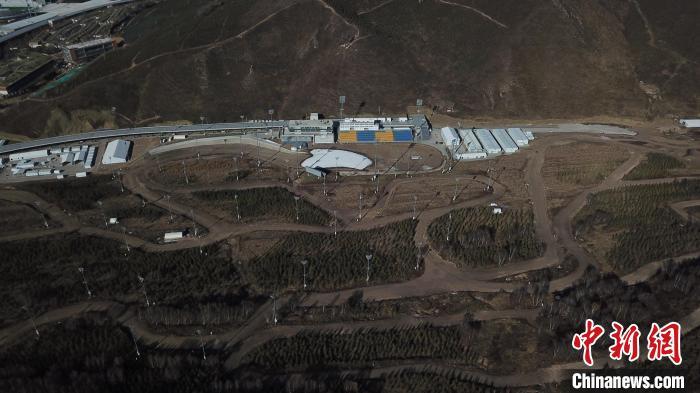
left=20, top=175, right=124, bottom=211
left=427, top=207, right=543, bottom=268
left=575, top=180, right=700, bottom=272
left=624, top=152, right=685, bottom=180
left=243, top=220, right=419, bottom=292
left=243, top=324, right=476, bottom=370
left=193, top=187, right=330, bottom=226
left=0, top=235, right=244, bottom=326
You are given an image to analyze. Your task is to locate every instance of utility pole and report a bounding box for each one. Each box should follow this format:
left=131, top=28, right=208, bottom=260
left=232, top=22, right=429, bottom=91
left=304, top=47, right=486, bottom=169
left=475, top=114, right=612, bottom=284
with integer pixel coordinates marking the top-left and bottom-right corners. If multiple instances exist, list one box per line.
left=77, top=267, right=92, bottom=298
left=453, top=177, right=460, bottom=202
left=256, top=137, right=261, bottom=170
left=301, top=260, right=308, bottom=290
left=416, top=242, right=422, bottom=270
left=365, top=253, right=373, bottom=283
left=122, top=226, right=130, bottom=254
left=234, top=157, right=239, bottom=181
left=138, top=275, right=150, bottom=307
left=446, top=213, right=452, bottom=242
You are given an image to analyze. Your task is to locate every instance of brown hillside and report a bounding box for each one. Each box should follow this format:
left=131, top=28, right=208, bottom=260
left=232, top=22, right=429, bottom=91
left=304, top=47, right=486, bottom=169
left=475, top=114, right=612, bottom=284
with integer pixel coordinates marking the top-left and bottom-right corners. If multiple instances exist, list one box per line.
left=0, top=0, right=698, bottom=137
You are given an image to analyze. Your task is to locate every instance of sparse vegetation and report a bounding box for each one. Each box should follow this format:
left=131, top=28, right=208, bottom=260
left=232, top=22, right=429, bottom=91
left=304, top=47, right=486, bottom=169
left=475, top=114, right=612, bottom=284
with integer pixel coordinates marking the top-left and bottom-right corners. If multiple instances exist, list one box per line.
left=624, top=152, right=685, bottom=180
left=428, top=207, right=543, bottom=268
left=193, top=187, right=330, bottom=225
left=575, top=180, right=700, bottom=272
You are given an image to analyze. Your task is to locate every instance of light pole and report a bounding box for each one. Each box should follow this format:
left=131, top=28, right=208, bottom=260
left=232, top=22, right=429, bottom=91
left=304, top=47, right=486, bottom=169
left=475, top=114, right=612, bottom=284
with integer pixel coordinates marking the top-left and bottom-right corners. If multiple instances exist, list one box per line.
left=130, top=328, right=141, bottom=358
left=301, top=259, right=308, bottom=290
left=182, top=160, right=189, bottom=185
left=294, top=195, right=300, bottom=222
left=365, top=253, right=373, bottom=283
left=416, top=242, right=422, bottom=270
left=22, top=306, right=40, bottom=339
left=234, top=194, right=241, bottom=222
left=190, top=208, right=198, bottom=237
left=446, top=213, right=452, bottom=242
left=138, top=275, right=150, bottom=307
left=357, top=193, right=363, bottom=222
left=164, top=194, right=174, bottom=222
left=122, top=226, right=130, bottom=254
left=196, top=329, right=206, bottom=360
left=97, top=200, right=108, bottom=227
left=270, top=294, right=277, bottom=325
left=453, top=177, right=460, bottom=202
left=412, top=195, right=418, bottom=220
left=333, top=210, right=338, bottom=237
left=78, top=267, right=92, bottom=298
left=234, top=157, right=239, bottom=181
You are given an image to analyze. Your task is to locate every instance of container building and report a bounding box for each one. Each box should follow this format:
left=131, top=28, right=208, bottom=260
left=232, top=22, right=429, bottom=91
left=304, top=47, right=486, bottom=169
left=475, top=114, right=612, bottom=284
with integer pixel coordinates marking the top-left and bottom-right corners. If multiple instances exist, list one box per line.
left=102, top=139, right=132, bottom=165
left=9, top=149, right=49, bottom=161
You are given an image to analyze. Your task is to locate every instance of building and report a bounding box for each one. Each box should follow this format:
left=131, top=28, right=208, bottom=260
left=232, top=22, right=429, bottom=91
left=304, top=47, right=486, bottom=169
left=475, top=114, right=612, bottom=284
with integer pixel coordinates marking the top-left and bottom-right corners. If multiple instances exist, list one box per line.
left=0, top=54, right=55, bottom=96
left=8, top=149, right=49, bottom=161
left=491, top=129, right=518, bottom=153
left=84, top=146, right=97, bottom=169
left=455, top=129, right=487, bottom=160
left=680, top=119, right=700, bottom=128
left=63, top=37, right=119, bottom=64
left=474, top=129, right=502, bottom=155
left=440, top=127, right=460, bottom=150
left=164, top=231, right=185, bottom=242
left=102, top=139, right=132, bottom=165
left=506, top=128, right=529, bottom=147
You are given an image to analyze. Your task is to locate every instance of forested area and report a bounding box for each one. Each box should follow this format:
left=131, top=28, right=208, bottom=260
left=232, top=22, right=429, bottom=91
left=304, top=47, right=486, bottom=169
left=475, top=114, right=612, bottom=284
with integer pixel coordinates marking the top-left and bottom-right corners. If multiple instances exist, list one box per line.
left=193, top=187, right=330, bottom=225
left=0, top=235, right=244, bottom=326
left=20, top=175, right=124, bottom=210
left=624, top=153, right=684, bottom=180
left=428, top=207, right=543, bottom=268
left=380, top=370, right=512, bottom=393
left=244, top=220, right=418, bottom=291
left=536, top=257, right=700, bottom=363
left=575, top=180, right=700, bottom=272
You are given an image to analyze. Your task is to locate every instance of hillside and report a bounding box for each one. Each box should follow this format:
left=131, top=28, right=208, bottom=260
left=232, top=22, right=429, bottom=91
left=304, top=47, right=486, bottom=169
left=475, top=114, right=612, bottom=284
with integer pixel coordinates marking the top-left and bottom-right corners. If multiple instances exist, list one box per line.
left=0, top=0, right=698, bottom=137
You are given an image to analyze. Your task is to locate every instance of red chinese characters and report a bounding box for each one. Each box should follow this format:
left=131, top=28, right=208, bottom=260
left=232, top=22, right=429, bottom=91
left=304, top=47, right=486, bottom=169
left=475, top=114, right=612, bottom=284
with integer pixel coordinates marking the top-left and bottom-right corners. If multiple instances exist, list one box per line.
left=647, top=322, right=682, bottom=365
left=608, top=322, right=641, bottom=362
left=571, top=320, right=683, bottom=366
left=572, top=319, right=605, bottom=367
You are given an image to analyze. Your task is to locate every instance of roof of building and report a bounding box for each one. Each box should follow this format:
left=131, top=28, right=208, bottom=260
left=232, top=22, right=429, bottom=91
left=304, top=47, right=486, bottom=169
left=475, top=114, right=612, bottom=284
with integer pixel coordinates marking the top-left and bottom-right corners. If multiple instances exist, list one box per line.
left=65, top=37, right=113, bottom=50
left=458, top=129, right=484, bottom=152
left=102, top=139, right=131, bottom=164
left=490, top=129, right=518, bottom=151
left=474, top=129, right=502, bottom=153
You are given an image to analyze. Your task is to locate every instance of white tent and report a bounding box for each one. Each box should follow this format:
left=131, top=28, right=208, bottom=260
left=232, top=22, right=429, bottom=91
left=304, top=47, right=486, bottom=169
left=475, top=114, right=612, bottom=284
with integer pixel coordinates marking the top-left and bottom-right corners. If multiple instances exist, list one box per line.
left=102, top=140, right=132, bottom=165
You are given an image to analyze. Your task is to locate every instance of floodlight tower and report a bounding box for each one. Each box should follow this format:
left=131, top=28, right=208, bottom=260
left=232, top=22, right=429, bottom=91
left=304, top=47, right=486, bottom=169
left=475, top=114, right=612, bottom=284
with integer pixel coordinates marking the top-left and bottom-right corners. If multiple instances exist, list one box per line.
left=294, top=195, right=301, bottom=222
left=234, top=194, right=241, bottom=222
left=117, top=170, right=125, bottom=193
left=137, top=275, right=150, bottom=307
left=77, top=267, right=92, bottom=298
left=182, top=161, right=189, bottom=185
left=323, top=174, right=327, bottom=196
left=21, top=306, right=40, bottom=339
left=130, top=328, right=141, bottom=358
left=234, top=157, right=240, bottom=181
left=365, top=253, right=373, bottom=283
left=156, top=155, right=163, bottom=173
left=195, top=329, right=207, bottom=360
left=300, top=259, right=308, bottom=290
left=97, top=200, right=108, bottom=227
left=256, top=137, right=261, bottom=170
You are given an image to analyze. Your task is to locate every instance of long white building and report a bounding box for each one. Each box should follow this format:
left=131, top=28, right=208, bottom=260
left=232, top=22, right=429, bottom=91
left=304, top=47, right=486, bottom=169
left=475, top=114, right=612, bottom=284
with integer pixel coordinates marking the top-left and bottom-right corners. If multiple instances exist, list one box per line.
left=474, top=129, right=502, bottom=155
left=680, top=119, right=700, bottom=128
left=491, top=129, right=518, bottom=153
left=456, top=129, right=487, bottom=160
left=506, top=128, right=529, bottom=147
left=440, top=127, right=460, bottom=150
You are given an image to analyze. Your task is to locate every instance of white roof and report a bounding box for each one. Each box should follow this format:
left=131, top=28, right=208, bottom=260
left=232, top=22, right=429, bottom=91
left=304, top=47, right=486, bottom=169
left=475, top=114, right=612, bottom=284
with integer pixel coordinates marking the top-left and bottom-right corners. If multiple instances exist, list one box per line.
left=491, top=129, right=518, bottom=152
left=302, top=149, right=371, bottom=170
left=440, top=127, right=460, bottom=148
left=680, top=119, right=700, bottom=128
left=102, top=139, right=131, bottom=164
left=458, top=129, right=484, bottom=152
left=474, top=129, right=502, bottom=154
left=506, top=128, right=529, bottom=146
